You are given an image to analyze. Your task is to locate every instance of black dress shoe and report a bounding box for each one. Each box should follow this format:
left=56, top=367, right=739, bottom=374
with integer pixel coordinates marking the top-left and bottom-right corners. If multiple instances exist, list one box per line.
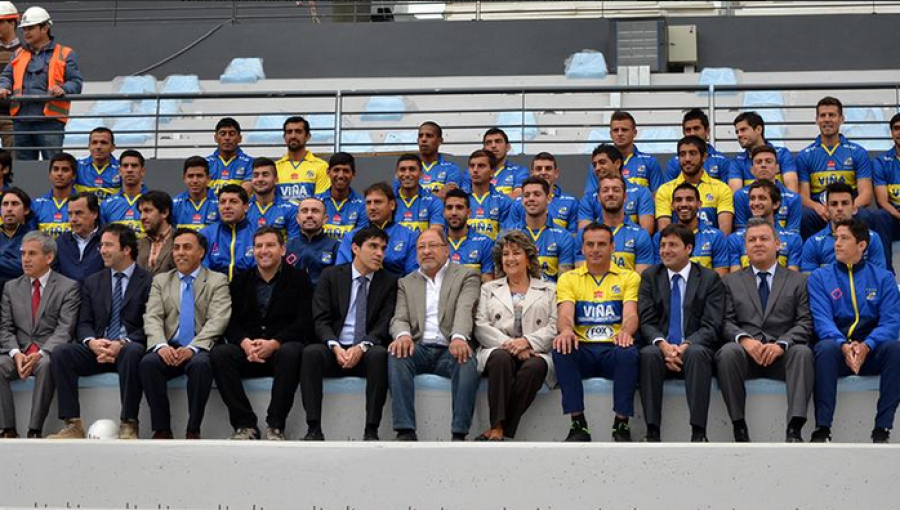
left=304, top=427, right=325, bottom=441
left=810, top=427, right=832, bottom=443
left=644, top=425, right=661, bottom=443
left=785, top=426, right=803, bottom=443
left=690, top=432, right=709, bottom=443
left=872, top=427, right=891, bottom=444
left=26, top=429, right=42, bottom=439
left=0, top=428, right=18, bottom=438
left=395, top=430, right=418, bottom=441
left=733, top=423, right=751, bottom=443
left=363, top=427, right=379, bottom=441
left=451, top=433, right=466, bottom=442
left=152, top=430, right=173, bottom=440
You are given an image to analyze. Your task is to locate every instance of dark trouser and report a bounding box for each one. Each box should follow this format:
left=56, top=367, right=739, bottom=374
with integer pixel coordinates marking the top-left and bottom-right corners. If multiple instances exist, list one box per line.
left=814, top=340, right=900, bottom=430
left=484, top=349, right=548, bottom=438
left=300, top=343, right=388, bottom=429
left=639, top=344, right=714, bottom=429
left=139, top=349, right=213, bottom=433
left=715, top=342, right=814, bottom=424
left=210, top=341, right=304, bottom=430
left=51, top=342, right=145, bottom=421
left=12, top=119, right=64, bottom=161
left=552, top=342, right=638, bottom=417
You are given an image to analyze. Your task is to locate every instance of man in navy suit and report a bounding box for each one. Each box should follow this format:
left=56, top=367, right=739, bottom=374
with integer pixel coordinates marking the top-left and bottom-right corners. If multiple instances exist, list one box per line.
left=48, top=223, right=151, bottom=439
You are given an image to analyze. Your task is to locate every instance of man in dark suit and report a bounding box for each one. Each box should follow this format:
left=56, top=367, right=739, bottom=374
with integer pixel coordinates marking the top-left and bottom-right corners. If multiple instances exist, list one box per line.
left=48, top=224, right=151, bottom=439
left=717, top=217, right=814, bottom=442
left=302, top=225, right=398, bottom=441
left=0, top=231, right=80, bottom=438
left=638, top=223, right=725, bottom=442
left=212, top=226, right=312, bottom=441
left=54, top=192, right=103, bottom=283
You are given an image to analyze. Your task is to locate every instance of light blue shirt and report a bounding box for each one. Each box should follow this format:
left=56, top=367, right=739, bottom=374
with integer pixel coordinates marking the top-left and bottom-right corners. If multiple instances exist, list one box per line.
left=73, top=227, right=98, bottom=259
left=153, top=266, right=202, bottom=352
left=329, top=264, right=374, bottom=348
left=652, top=263, right=690, bottom=345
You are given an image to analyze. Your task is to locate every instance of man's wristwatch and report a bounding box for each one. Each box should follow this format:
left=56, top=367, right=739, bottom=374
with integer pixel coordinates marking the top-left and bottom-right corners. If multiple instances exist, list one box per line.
left=358, top=342, right=371, bottom=353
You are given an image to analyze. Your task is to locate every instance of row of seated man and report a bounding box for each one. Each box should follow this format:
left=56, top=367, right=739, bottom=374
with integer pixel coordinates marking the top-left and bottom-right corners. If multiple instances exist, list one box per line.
left=0, top=215, right=896, bottom=444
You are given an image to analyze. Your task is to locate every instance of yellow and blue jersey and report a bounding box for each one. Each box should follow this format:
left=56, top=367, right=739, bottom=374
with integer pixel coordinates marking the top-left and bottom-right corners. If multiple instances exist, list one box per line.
left=508, top=185, right=579, bottom=234
left=200, top=219, right=256, bottom=280
left=394, top=187, right=445, bottom=233
left=32, top=191, right=71, bottom=238
left=656, top=171, right=734, bottom=229
left=504, top=220, right=575, bottom=281
left=336, top=222, right=419, bottom=276
left=651, top=226, right=729, bottom=270
left=584, top=145, right=663, bottom=193
left=873, top=146, right=900, bottom=214
left=665, top=143, right=733, bottom=183
left=420, top=154, right=467, bottom=193
left=247, top=196, right=300, bottom=240
left=733, top=181, right=801, bottom=233
left=557, top=264, right=640, bottom=343
left=315, top=188, right=368, bottom=241
left=801, top=224, right=886, bottom=273
left=448, top=227, right=495, bottom=275
left=728, top=225, right=802, bottom=269
left=731, top=143, right=797, bottom=186
left=575, top=220, right=653, bottom=271
left=491, top=162, right=529, bottom=197
left=172, top=190, right=219, bottom=231
left=206, top=148, right=254, bottom=193
left=577, top=183, right=654, bottom=227
left=75, top=155, right=120, bottom=200
left=100, top=192, right=144, bottom=237
left=796, top=135, right=872, bottom=203
left=275, top=151, right=330, bottom=204
left=465, top=186, right=513, bottom=240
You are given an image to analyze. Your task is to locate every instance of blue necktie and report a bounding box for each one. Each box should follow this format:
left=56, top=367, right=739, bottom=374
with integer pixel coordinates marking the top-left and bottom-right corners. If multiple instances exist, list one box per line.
left=178, top=275, right=195, bottom=346
left=106, top=272, right=125, bottom=339
left=668, top=274, right=683, bottom=345
left=758, top=271, right=770, bottom=312
left=353, top=275, right=368, bottom=344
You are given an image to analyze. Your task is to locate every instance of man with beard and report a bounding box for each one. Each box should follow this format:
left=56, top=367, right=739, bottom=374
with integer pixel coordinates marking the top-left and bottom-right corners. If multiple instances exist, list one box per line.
left=274, top=116, right=329, bottom=204
left=653, top=183, right=729, bottom=276
left=443, top=188, right=494, bottom=281
left=579, top=144, right=655, bottom=234
left=247, top=157, right=299, bottom=239
left=285, top=197, right=339, bottom=286
left=732, top=146, right=802, bottom=232
left=664, top=109, right=733, bottom=184
left=728, top=111, right=798, bottom=193
left=656, top=136, right=734, bottom=234
left=136, top=191, right=175, bottom=276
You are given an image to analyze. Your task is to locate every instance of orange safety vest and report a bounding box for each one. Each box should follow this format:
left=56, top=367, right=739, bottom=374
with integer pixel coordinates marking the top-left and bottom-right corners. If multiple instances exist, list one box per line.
left=9, top=43, right=73, bottom=123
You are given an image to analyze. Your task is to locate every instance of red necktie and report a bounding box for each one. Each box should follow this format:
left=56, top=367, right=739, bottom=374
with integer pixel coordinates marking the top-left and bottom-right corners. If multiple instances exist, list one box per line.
left=31, top=279, right=40, bottom=322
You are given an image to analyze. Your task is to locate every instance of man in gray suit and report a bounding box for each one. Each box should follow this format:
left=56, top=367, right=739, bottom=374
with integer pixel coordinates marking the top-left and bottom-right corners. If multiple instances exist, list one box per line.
left=139, top=228, right=231, bottom=439
left=716, top=217, right=814, bottom=443
left=0, top=231, right=80, bottom=438
left=388, top=228, right=481, bottom=441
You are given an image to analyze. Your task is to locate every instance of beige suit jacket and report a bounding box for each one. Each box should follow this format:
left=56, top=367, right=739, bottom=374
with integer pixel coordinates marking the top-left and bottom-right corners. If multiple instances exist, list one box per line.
left=474, top=277, right=558, bottom=386
left=143, top=266, right=231, bottom=351
left=389, top=262, right=481, bottom=344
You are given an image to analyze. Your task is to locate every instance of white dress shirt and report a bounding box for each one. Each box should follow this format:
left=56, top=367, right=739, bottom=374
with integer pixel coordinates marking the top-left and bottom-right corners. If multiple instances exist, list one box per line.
left=83, top=263, right=137, bottom=345
left=734, top=262, right=787, bottom=348
left=330, top=265, right=374, bottom=348
left=653, top=262, right=692, bottom=346
left=395, top=260, right=466, bottom=346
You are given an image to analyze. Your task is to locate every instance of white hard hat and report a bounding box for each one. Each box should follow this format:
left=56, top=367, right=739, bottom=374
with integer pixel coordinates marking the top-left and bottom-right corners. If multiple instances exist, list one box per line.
left=0, top=2, right=18, bottom=21
left=19, top=6, right=50, bottom=28
left=87, top=419, right=119, bottom=440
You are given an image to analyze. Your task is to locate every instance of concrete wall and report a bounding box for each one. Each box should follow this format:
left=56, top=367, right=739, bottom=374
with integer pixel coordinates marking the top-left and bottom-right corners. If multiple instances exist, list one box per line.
left=0, top=435, right=897, bottom=509
left=46, top=12, right=900, bottom=82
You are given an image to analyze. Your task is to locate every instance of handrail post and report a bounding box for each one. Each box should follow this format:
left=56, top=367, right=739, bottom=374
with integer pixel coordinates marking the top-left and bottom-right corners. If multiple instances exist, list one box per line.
left=153, top=95, right=161, bottom=159
left=334, top=91, right=343, bottom=152
left=520, top=91, right=527, bottom=154
left=708, top=84, right=716, bottom=146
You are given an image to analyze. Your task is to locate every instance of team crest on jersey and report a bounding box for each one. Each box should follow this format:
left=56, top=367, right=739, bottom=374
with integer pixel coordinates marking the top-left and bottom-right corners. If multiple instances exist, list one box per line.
left=348, top=211, right=357, bottom=220
left=866, top=288, right=878, bottom=301
left=307, top=170, right=315, bottom=178
left=437, top=171, right=446, bottom=180
left=702, top=242, right=711, bottom=251
left=321, top=252, right=333, bottom=264
left=625, top=238, right=635, bottom=248
left=245, top=246, right=254, bottom=257
left=637, top=165, right=645, bottom=172
left=490, top=207, right=499, bottom=216
left=558, top=206, right=568, bottom=215
left=831, top=288, right=843, bottom=300
left=611, top=285, right=621, bottom=294
left=547, top=243, right=558, bottom=254
left=705, top=193, right=714, bottom=202
left=843, top=157, right=853, bottom=167
left=470, top=250, right=479, bottom=259
left=207, top=212, right=217, bottom=221
left=394, top=242, right=404, bottom=251
left=418, top=209, right=428, bottom=219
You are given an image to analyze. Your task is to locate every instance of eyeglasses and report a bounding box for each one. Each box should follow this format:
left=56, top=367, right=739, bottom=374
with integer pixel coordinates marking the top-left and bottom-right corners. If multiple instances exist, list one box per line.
left=416, top=243, right=446, bottom=251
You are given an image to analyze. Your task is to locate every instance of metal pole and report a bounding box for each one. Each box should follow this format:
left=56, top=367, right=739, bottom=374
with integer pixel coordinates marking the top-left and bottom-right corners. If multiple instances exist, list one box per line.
left=334, top=91, right=343, bottom=152
left=707, top=84, right=716, bottom=145
left=232, top=0, right=237, bottom=23
left=520, top=91, right=527, bottom=154
left=475, top=1, right=481, bottom=21
left=153, top=96, right=161, bottom=159
left=895, top=85, right=899, bottom=114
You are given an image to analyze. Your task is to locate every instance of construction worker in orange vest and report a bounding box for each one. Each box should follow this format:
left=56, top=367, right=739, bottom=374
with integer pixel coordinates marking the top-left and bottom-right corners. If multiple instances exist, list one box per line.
left=0, top=2, right=21, bottom=156
left=0, top=6, right=82, bottom=161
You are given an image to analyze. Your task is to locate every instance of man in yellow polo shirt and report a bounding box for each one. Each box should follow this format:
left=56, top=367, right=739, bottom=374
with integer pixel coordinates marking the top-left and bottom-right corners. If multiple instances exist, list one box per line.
left=553, top=222, right=640, bottom=442
left=274, top=116, right=330, bottom=204
left=656, top=136, right=734, bottom=235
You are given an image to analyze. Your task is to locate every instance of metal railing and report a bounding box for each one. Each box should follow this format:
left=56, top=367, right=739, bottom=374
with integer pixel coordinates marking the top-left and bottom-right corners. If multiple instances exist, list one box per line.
left=9, top=81, right=900, bottom=159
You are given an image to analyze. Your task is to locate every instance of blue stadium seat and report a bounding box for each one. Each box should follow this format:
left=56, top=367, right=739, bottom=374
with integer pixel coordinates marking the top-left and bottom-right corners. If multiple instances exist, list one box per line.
left=360, top=96, right=406, bottom=122
left=582, top=128, right=610, bottom=154
left=565, top=51, right=608, bottom=79
left=844, top=107, right=891, bottom=150
left=495, top=110, right=538, bottom=155
left=158, top=75, right=201, bottom=123
left=64, top=118, right=108, bottom=148
left=220, top=58, right=265, bottom=84
left=743, top=90, right=787, bottom=142
left=112, top=116, right=155, bottom=145
left=636, top=126, right=681, bottom=153
left=245, top=114, right=289, bottom=145
left=340, top=130, right=374, bottom=153
left=381, top=131, right=417, bottom=152
left=698, top=67, right=738, bottom=96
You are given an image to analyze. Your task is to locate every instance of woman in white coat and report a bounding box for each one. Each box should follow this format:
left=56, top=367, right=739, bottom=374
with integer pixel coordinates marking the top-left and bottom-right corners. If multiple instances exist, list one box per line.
left=474, top=230, right=557, bottom=441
